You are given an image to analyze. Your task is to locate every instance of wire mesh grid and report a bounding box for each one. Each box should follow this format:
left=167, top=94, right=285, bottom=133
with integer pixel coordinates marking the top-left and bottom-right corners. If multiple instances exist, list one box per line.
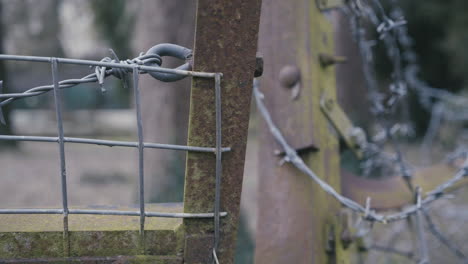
left=0, top=51, right=227, bottom=258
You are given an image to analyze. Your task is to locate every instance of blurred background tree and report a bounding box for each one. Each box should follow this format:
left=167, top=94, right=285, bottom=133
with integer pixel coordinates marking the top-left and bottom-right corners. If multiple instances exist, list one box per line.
left=89, top=0, right=134, bottom=58
left=380, top=0, right=468, bottom=134
left=0, top=0, right=64, bottom=145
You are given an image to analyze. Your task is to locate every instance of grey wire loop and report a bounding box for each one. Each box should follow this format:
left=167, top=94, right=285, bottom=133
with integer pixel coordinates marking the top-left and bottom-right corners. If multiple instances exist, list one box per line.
left=94, top=49, right=164, bottom=92
left=144, top=43, right=193, bottom=82
left=0, top=43, right=195, bottom=119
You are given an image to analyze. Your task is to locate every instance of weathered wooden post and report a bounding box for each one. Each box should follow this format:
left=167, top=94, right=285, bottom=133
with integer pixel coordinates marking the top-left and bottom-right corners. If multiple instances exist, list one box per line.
left=183, top=1, right=262, bottom=263
left=255, top=1, right=350, bottom=263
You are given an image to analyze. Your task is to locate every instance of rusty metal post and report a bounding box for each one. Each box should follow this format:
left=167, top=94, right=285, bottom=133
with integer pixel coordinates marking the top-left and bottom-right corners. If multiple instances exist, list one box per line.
left=255, top=1, right=349, bottom=263
left=182, top=1, right=262, bottom=263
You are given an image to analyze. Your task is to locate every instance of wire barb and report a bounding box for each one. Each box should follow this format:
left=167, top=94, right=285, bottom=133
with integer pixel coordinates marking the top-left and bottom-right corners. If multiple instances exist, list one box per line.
left=254, top=78, right=468, bottom=224
left=0, top=44, right=193, bottom=119
left=0, top=43, right=227, bottom=262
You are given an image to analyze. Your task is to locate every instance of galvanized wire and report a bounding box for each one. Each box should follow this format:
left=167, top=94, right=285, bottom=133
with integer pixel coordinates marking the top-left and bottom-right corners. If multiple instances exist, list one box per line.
left=0, top=44, right=216, bottom=124
left=0, top=208, right=227, bottom=218
left=0, top=135, right=231, bottom=153
left=131, top=65, right=146, bottom=248
left=51, top=57, right=71, bottom=255
left=213, top=73, right=223, bottom=258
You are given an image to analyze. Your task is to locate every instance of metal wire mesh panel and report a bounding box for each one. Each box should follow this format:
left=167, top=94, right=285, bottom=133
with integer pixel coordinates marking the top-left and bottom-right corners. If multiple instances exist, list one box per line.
left=0, top=43, right=227, bottom=260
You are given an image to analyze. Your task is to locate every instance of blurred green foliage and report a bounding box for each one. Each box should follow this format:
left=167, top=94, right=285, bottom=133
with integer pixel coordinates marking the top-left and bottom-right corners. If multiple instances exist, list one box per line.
left=88, top=0, right=136, bottom=109
left=375, top=0, right=468, bottom=134
left=399, top=0, right=468, bottom=93
left=89, top=0, right=135, bottom=58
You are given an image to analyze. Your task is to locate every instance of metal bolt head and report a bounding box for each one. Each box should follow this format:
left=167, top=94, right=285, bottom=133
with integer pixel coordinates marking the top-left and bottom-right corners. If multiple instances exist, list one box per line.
left=255, top=53, right=264, bottom=77
left=319, top=53, right=347, bottom=67
left=279, top=65, right=301, bottom=88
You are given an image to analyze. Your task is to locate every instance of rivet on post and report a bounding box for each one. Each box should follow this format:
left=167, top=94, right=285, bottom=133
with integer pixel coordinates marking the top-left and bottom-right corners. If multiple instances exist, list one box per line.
left=278, top=65, right=301, bottom=100
left=255, top=53, right=264, bottom=77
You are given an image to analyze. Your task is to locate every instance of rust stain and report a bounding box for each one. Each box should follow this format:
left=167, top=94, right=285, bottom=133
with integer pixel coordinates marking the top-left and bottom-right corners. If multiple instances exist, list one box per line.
left=183, top=0, right=262, bottom=263
left=255, top=0, right=348, bottom=263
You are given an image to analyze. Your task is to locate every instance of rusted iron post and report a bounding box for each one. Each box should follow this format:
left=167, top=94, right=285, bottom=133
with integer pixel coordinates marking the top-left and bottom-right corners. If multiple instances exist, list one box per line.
left=255, top=1, right=350, bottom=263
left=182, top=1, right=262, bottom=263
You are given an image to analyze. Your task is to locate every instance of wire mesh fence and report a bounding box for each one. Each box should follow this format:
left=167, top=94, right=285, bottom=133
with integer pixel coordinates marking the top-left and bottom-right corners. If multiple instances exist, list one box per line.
left=0, top=44, right=226, bottom=260
left=0, top=1, right=467, bottom=263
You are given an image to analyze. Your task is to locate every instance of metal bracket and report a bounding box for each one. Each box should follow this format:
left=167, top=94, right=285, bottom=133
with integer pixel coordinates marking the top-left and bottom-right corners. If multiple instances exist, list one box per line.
left=316, top=0, right=345, bottom=11
left=320, top=93, right=364, bottom=159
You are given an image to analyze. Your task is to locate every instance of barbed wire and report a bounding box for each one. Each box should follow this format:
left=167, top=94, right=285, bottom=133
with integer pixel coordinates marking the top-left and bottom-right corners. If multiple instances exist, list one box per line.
left=345, top=0, right=414, bottom=181
left=348, top=1, right=468, bottom=261
left=0, top=43, right=193, bottom=125
left=254, top=79, right=468, bottom=224
left=256, top=0, right=468, bottom=262
left=344, top=0, right=468, bottom=177
left=0, top=43, right=223, bottom=263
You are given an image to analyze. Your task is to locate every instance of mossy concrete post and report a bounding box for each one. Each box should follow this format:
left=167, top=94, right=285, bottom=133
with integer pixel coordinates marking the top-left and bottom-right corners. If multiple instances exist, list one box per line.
left=182, top=0, right=262, bottom=263
left=255, top=0, right=350, bottom=263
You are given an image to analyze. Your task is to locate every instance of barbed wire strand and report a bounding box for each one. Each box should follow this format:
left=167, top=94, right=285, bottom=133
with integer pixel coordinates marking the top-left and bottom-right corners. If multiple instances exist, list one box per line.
left=0, top=51, right=161, bottom=107
left=256, top=2, right=468, bottom=262
left=346, top=1, right=468, bottom=262
left=254, top=79, right=468, bottom=224
left=348, top=1, right=468, bottom=262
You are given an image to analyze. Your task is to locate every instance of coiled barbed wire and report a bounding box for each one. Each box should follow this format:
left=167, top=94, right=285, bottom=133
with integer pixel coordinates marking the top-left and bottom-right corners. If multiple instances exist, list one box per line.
left=256, top=0, right=468, bottom=261
left=344, top=0, right=415, bottom=183
left=343, top=0, right=468, bottom=178
left=345, top=1, right=468, bottom=262
left=254, top=79, right=468, bottom=223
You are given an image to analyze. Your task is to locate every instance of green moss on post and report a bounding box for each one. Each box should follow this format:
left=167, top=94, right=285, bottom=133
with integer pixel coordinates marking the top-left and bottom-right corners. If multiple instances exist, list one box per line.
left=0, top=204, right=185, bottom=262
